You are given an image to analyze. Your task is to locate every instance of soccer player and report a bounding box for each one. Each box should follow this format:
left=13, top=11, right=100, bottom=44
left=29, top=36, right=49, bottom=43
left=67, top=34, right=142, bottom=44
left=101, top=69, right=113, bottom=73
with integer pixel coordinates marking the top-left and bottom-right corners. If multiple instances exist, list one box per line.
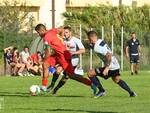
left=87, top=31, right=137, bottom=98
left=126, top=32, right=141, bottom=75
left=47, top=26, right=85, bottom=94
left=35, top=24, right=96, bottom=94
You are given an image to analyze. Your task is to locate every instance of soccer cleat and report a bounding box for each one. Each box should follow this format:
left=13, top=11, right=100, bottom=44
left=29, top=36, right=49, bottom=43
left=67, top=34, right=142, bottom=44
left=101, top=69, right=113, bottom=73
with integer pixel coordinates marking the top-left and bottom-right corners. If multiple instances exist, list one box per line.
left=94, top=90, right=106, bottom=98
left=46, top=87, right=53, bottom=93
left=135, top=71, right=138, bottom=75
left=18, top=72, right=23, bottom=77
left=40, top=86, right=47, bottom=93
left=91, top=84, right=97, bottom=95
left=130, top=92, right=137, bottom=97
left=52, top=89, right=57, bottom=95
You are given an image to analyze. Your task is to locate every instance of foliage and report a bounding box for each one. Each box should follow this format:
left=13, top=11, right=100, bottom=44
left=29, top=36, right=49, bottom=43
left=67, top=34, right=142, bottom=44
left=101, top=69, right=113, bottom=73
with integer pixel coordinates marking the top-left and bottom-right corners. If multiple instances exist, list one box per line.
left=0, top=0, right=35, bottom=56
left=63, top=5, right=150, bottom=69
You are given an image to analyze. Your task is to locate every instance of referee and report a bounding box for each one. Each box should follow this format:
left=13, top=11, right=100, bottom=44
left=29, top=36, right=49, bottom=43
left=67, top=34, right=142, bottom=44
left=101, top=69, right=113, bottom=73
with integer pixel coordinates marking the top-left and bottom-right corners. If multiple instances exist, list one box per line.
left=126, top=32, right=141, bottom=75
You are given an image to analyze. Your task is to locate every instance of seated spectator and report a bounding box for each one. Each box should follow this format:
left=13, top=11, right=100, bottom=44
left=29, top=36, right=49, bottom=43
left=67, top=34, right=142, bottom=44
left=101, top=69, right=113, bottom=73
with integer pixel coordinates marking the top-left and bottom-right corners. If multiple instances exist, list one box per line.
left=27, top=51, right=43, bottom=75
left=4, top=46, right=14, bottom=75
left=12, top=48, right=26, bottom=76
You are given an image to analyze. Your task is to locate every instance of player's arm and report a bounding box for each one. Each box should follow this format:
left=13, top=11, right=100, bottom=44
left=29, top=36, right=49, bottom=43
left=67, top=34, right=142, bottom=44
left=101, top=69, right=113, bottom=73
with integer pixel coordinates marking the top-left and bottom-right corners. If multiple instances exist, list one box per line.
left=71, top=39, right=85, bottom=55
left=72, top=48, right=85, bottom=55
left=103, top=52, right=112, bottom=76
left=105, top=52, right=112, bottom=67
left=138, top=44, right=141, bottom=56
left=125, top=46, right=129, bottom=58
left=125, top=41, right=130, bottom=58
left=43, top=44, right=51, bottom=60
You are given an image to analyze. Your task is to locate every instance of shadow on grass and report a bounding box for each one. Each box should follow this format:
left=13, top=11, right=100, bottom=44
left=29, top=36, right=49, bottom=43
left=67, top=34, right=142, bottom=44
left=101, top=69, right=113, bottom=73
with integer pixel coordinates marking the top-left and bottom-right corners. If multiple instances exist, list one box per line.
left=0, top=91, right=30, bottom=97
left=0, top=91, right=87, bottom=98
left=13, top=108, right=119, bottom=113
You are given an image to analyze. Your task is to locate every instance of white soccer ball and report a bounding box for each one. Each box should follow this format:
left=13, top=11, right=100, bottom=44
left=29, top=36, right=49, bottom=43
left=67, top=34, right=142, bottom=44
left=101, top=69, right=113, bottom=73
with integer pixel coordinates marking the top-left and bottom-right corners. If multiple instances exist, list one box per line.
left=29, top=85, right=40, bottom=96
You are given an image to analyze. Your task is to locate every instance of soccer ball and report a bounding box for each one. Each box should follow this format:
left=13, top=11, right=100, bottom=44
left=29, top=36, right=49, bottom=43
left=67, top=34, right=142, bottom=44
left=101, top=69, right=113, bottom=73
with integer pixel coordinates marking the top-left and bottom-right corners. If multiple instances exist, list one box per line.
left=29, top=85, right=40, bottom=96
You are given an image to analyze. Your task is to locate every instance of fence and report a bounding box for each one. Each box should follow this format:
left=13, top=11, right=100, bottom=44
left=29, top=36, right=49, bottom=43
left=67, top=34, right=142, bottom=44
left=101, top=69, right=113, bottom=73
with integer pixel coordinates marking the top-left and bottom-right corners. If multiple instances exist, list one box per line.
left=70, top=24, right=150, bottom=71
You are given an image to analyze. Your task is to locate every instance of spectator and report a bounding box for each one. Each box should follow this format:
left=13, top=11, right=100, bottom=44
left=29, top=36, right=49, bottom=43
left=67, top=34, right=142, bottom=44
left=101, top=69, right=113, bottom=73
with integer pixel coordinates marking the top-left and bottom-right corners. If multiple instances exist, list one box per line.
left=20, top=46, right=30, bottom=64
left=12, top=47, right=25, bottom=76
left=27, top=51, right=43, bottom=75
left=126, top=32, right=141, bottom=75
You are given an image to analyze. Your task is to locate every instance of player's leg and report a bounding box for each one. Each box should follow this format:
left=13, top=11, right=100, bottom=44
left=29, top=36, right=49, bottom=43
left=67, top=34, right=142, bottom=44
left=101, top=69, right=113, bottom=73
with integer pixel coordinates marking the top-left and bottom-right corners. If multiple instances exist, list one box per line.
left=130, top=56, right=134, bottom=75
left=88, top=68, right=105, bottom=96
left=134, top=55, right=139, bottom=74
left=47, top=65, right=63, bottom=91
left=41, top=56, right=56, bottom=91
left=52, top=72, right=69, bottom=95
left=56, top=51, right=92, bottom=86
left=112, top=75, right=137, bottom=97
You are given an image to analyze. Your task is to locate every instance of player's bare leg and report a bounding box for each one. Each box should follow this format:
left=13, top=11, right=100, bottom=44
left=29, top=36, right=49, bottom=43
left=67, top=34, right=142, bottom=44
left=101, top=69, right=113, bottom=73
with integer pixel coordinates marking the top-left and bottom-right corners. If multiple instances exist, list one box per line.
left=135, top=63, right=139, bottom=74
left=130, top=63, right=134, bottom=75
left=41, top=62, right=50, bottom=91
left=112, top=76, right=137, bottom=97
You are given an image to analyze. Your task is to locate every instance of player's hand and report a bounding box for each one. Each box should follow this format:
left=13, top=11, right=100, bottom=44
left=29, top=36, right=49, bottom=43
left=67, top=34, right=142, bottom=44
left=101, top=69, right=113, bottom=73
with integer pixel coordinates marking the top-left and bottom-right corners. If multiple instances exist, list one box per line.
left=103, top=67, right=109, bottom=76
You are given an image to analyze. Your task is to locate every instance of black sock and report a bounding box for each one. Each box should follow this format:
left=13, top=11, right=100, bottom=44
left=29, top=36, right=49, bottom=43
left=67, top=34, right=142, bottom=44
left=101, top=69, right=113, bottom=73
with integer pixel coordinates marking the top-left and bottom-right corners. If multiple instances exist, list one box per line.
left=47, top=72, right=59, bottom=89
left=54, top=77, right=68, bottom=92
left=118, top=80, right=133, bottom=94
left=89, top=76, right=105, bottom=92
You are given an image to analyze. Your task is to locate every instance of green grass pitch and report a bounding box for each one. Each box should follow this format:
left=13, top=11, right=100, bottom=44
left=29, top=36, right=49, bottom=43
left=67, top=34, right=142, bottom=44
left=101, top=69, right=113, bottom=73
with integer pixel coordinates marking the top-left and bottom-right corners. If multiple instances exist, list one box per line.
left=0, top=71, right=150, bottom=113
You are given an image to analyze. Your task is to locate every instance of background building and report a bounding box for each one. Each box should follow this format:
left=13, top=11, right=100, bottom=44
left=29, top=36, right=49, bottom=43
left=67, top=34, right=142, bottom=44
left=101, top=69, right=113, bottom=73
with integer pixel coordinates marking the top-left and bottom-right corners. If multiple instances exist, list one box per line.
left=0, top=0, right=150, bottom=29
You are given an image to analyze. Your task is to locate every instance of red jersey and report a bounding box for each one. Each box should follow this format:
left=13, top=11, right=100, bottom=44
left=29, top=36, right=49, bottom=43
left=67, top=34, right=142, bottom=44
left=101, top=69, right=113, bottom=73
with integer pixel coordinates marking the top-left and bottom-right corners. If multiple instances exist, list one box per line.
left=43, top=29, right=67, bottom=54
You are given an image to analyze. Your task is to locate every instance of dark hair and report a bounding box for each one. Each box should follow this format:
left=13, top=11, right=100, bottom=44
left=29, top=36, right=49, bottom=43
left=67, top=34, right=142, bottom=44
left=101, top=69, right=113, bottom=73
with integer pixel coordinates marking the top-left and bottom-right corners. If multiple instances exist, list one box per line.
left=24, top=46, right=29, bottom=49
left=64, top=26, right=71, bottom=31
left=13, top=47, right=18, bottom=51
left=87, top=31, right=97, bottom=38
left=35, top=24, right=46, bottom=31
left=37, top=51, right=41, bottom=54
left=131, top=32, right=136, bottom=35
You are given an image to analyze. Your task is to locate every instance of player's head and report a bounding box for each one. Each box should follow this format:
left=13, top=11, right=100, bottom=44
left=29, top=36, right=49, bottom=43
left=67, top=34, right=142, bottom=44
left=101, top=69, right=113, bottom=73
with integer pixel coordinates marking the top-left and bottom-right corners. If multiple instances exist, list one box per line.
left=131, top=32, right=136, bottom=39
left=64, top=26, right=71, bottom=39
left=87, top=31, right=98, bottom=44
left=24, top=46, right=29, bottom=53
left=35, top=24, right=47, bottom=38
left=37, top=51, right=42, bottom=59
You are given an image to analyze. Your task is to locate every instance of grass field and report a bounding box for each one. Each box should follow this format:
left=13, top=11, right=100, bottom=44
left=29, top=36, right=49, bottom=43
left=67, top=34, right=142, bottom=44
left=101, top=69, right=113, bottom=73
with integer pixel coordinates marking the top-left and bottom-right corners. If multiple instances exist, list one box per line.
left=0, top=71, right=150, bottom=113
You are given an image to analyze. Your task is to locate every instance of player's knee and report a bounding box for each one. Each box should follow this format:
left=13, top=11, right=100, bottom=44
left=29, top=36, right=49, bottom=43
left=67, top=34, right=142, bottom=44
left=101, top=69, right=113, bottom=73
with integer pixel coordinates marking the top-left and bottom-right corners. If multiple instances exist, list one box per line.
left=112, top=76, right=120, bottom=83
left=56, top=66, right=63, bottom=74
left=43, top=62, right=49, bottom=70
left=88, top=70, right=96, bottom=77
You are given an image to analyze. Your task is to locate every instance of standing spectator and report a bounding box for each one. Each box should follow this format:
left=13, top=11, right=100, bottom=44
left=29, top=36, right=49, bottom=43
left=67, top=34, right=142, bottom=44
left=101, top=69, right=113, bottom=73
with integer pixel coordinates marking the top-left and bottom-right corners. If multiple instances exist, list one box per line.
left=126, top=32, right=141, bottom=75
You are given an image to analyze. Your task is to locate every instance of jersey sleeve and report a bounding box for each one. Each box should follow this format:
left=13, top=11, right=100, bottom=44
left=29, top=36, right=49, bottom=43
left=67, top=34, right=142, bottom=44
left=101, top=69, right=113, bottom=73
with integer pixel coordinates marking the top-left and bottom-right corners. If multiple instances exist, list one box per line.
left=94, top=44, right=110, bottom=56
left=74, top=38, right=85, bottom=49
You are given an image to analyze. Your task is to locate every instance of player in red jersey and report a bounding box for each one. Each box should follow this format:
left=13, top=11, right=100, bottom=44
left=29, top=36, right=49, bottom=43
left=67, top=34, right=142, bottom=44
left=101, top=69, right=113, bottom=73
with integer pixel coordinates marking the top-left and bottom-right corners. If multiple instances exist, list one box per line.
left=35, top=24, right=96, bottom=94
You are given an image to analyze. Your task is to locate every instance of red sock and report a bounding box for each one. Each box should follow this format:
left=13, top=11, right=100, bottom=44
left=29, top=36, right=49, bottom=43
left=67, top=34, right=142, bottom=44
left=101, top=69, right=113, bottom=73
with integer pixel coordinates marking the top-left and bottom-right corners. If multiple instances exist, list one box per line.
left=42, top=78, right=48, bottom=86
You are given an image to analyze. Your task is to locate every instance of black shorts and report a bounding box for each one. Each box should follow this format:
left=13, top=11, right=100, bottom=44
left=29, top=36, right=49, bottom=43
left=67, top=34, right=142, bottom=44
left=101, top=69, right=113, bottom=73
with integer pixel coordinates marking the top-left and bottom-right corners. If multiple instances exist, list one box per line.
left=95, top=67, right=120, bottom=80
left=130, top=55, right=139, bottom=63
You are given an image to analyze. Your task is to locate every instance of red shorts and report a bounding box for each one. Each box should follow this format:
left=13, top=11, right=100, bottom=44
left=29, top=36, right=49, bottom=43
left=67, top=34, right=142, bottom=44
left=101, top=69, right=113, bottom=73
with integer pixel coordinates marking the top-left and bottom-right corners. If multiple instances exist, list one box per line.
left=44, top=51, right=74, bottom=75
left=44, top=55, right=57, bottom=67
